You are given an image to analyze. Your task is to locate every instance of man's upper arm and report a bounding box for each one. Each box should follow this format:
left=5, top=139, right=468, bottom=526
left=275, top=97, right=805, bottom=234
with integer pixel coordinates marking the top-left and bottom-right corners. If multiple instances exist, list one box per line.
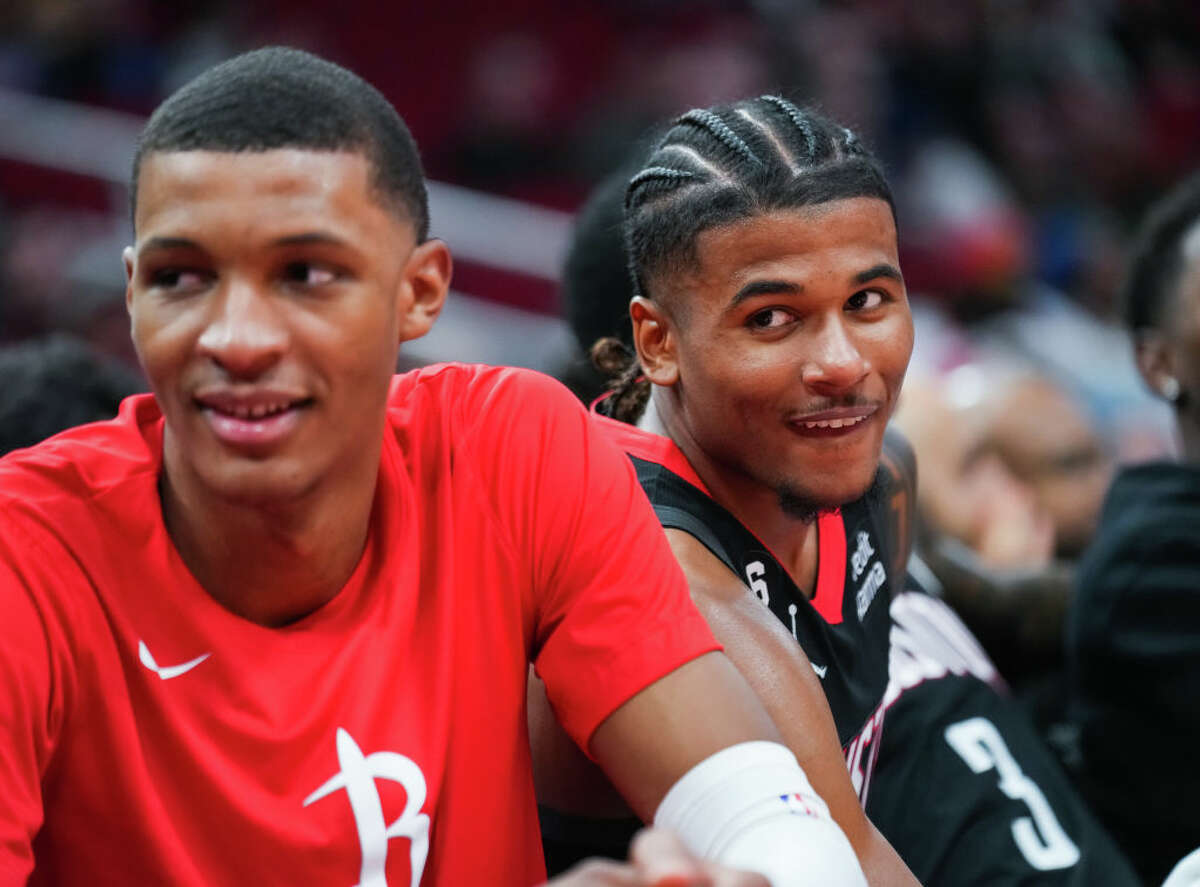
left=657, top=530, right=919, bottom=887
left=481, top=371, right=720, bottom=753
left=588, top=650, right=779, bottom=822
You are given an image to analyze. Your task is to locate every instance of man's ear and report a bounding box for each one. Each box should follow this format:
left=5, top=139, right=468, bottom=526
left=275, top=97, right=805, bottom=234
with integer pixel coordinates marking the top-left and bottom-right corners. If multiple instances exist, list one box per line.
left=1135, top=329, right=1179, bottom=402
left=398, top=238, right=452, bottom=343
left=122, top=245, right=136, bottom=315
left=630, top=295, right=679, bottom=386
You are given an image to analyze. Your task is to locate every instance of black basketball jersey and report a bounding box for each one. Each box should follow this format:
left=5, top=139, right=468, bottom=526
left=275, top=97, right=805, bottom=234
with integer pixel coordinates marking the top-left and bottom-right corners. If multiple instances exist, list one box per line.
left=594, top=417, right=1139, bottom=885
left=869, top=588, right=1140, bottom=885
left=600, top=414, right=896, bottom=800
left=541, top=417, right=1137, bottom=884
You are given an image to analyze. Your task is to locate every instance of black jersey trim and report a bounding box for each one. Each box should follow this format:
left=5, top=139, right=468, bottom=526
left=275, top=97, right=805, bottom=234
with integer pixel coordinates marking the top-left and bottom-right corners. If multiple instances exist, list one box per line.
left=652, top=504, right=739, bottom=576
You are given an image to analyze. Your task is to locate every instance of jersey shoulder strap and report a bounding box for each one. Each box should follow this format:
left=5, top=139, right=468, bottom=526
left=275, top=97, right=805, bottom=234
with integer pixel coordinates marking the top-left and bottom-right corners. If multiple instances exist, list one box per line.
left=629, top=455, right=744, bottom=575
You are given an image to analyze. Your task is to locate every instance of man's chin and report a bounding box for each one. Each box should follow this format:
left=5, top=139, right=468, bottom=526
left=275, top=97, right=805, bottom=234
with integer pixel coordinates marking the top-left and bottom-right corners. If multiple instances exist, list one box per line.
left=193, top=460, right=315, bottom=509
left=777, top=478, right=873, bottom=523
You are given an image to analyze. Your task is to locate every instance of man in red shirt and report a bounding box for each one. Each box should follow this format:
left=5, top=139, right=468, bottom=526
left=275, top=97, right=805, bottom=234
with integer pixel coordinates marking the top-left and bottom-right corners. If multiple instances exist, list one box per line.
left=0, top=48, right=865, bottom=886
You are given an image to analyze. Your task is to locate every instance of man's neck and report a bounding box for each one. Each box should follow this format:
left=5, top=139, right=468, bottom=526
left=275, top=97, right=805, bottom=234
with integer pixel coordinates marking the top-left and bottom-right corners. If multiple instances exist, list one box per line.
left=159, top=448, right=379, bottom=627
left=639, top=397, right=821, bottom=596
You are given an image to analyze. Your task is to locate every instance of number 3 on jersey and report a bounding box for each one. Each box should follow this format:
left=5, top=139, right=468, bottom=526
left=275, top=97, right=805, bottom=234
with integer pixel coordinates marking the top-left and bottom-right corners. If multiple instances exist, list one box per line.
left=945, top=717, right=1081, bottom=871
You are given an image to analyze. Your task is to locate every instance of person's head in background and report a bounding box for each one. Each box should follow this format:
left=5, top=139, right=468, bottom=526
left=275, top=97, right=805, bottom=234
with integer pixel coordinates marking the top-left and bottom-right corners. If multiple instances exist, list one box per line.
left=0, top=335, right=142, bottom=456
left=603, top=95, right=913, bottom=519
left=894, top=364, right=1111, bottom=568
left=558, top=166, right=637, bottom=404
left=1125, top=170, right=1200, bottom=461
left=984, top=375, right=1112, bottom=559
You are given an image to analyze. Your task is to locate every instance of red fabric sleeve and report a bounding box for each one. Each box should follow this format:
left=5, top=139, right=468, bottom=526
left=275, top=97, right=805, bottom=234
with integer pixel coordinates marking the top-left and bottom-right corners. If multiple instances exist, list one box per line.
left=464, top=368, right=721, bottom=753
left=0, top=521, right=63, bottom=885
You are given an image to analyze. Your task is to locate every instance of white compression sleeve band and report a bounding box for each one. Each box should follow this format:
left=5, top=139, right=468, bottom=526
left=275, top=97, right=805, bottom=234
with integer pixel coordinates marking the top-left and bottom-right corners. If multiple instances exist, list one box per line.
left=653, top=741, right=867, bottom=887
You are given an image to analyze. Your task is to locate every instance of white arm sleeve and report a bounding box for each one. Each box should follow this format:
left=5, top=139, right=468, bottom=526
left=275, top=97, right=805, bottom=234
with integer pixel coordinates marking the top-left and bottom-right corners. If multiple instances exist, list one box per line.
left=1163, top=848, right=1200, bottom=887
left=653, top=741, right=867, bottom=887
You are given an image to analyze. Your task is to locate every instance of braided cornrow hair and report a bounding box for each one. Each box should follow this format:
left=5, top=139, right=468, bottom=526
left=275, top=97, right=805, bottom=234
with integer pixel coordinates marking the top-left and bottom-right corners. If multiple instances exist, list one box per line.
left=594, top=96, right=894, bottom=423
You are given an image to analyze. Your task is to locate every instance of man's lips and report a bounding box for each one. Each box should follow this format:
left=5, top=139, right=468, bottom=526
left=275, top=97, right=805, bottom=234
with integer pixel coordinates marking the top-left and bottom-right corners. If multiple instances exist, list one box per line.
left=787, top=404, right=879, bottom=436
left=193, top=389, right=313, bottom=449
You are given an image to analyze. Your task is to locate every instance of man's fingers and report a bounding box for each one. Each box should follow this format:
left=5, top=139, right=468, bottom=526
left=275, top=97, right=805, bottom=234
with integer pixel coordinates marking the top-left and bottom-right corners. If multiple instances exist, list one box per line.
left=545, top=830, right=772, bottom=887
left=545, top=857, right=641, bottom=886
left=629, top=829, right=713, bottom=886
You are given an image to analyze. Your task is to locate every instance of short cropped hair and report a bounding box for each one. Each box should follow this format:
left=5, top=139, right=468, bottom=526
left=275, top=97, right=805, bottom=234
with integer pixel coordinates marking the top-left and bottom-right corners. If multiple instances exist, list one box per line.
left=1123, top=171, right=1200, bottom=333
left=131, top=47, right=429, bottom=239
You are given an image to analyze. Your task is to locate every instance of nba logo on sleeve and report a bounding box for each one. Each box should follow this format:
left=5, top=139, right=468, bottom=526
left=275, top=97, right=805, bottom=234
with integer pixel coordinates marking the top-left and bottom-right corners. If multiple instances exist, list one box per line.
left=305, top=728, right=431, bottom=887
left=781, top=792, right=820, bottom=817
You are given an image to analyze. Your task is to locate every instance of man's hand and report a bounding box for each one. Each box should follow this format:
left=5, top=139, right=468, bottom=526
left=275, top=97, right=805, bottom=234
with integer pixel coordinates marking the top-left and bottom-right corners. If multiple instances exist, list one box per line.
left=545, top=828, right=771, bottom=886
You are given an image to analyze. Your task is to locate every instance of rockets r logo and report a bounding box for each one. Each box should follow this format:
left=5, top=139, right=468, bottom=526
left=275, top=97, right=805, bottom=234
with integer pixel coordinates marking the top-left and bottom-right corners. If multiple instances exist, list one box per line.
left=305, top=728, right=431, bottom=887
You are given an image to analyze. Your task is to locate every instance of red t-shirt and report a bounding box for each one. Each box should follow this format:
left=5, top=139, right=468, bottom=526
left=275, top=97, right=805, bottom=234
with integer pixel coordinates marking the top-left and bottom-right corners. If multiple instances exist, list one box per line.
left=0, top=364, right=718, bottom=887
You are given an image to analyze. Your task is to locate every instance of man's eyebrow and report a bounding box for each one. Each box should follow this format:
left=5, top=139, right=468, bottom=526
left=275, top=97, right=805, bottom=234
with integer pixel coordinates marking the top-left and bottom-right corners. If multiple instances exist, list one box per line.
left=730, top=279, right=801, bottom=307
left=137, top=236, right=200, bottom=257
left=854, top=263, right=904, bottom=285
left=271, top=232, right=353, bottom=248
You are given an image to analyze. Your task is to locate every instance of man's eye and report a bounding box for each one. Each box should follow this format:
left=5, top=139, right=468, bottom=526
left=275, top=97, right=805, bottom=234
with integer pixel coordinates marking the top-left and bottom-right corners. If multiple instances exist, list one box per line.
left=283, top=262, right=337, bottom=286
left=846, top=290, right=885, bottom=311
left=150, top=268, right=207, bottom=291
left=748, top=308, right=794, bottom=329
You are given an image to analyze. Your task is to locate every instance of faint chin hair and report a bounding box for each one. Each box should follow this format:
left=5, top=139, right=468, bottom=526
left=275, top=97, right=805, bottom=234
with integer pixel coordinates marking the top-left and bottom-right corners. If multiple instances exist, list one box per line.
left=777, top=488, right=825, bottom=523
left=778, top=472, right=880, bottom=522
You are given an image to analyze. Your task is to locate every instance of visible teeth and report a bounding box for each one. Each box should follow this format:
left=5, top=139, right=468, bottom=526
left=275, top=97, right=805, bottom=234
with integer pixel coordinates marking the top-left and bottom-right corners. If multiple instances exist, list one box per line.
left=224, top=402, right=287, bottom=420
left=802, top=415, right=866, bottom=430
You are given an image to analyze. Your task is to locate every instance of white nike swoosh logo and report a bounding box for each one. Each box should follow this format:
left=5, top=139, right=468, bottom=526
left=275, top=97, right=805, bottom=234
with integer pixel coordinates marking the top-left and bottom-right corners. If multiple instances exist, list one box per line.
left=139, top=640, right=210, bottom=680
left=811, top=662, right=828, bottom=679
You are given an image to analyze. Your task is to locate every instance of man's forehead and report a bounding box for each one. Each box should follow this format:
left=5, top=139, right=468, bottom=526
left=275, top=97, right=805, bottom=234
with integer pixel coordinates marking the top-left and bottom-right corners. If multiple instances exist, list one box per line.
left=138, top=147, right=372, bottom=191
left=133, top=148, right=412, bottom=238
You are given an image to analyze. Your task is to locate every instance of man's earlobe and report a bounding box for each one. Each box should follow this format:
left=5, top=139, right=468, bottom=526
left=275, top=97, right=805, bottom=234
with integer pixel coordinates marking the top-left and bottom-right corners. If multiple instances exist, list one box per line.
left=1134, top=331, right=1178, bottom=404
left=122, top=246, right=136, bottom=314
left=630, top=296, right=679, bottom=386
left=399, top=239, right=452, bottom=343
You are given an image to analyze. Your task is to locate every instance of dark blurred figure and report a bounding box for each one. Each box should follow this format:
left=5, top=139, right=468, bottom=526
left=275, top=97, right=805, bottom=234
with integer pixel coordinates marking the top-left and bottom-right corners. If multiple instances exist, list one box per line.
left=0, top=334, right=142, bottom=455
left=557, top=166, right=637, bottom=405
left=1067, top=170, right=1200, bottom=886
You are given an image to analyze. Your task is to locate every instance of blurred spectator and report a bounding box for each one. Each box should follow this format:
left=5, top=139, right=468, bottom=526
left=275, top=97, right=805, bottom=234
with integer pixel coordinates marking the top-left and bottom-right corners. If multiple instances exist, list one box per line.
left=984, top=375, right=1114, bottom=561
left=899, top=137, right=1175, bottom=464
left=894, top=363, right=1117, bottom=740
left=1067, top=170, right=1200, bottom=885
left=556, top=164, right=638, bottom=404
left=0, top=334, right=141, bottom=455
left=892, top=367, right=1069, bottom=695
left=894, top=366, right=1057, bottom=574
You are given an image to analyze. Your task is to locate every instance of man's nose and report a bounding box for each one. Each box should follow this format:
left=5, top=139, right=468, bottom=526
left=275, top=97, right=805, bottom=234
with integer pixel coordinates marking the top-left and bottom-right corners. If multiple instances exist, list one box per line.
left=196, top=278, right=287, bottom=378
left=800, top=316, right=869, bottom=394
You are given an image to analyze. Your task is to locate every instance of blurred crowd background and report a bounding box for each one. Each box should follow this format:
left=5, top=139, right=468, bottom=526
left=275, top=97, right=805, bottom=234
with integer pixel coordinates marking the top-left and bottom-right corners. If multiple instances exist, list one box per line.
left=1, top=1, right=1199, bottom=877
left=3, top=3, right=1198, bottom=545
left=1, top=3, right=1198, bottom=625
left=5, top=0, right=1197, bottom=544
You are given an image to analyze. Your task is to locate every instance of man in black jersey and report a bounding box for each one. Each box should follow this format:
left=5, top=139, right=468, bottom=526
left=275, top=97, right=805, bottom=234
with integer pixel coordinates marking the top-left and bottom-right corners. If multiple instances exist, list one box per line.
left=533, top=96, right=1137, bottom=886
